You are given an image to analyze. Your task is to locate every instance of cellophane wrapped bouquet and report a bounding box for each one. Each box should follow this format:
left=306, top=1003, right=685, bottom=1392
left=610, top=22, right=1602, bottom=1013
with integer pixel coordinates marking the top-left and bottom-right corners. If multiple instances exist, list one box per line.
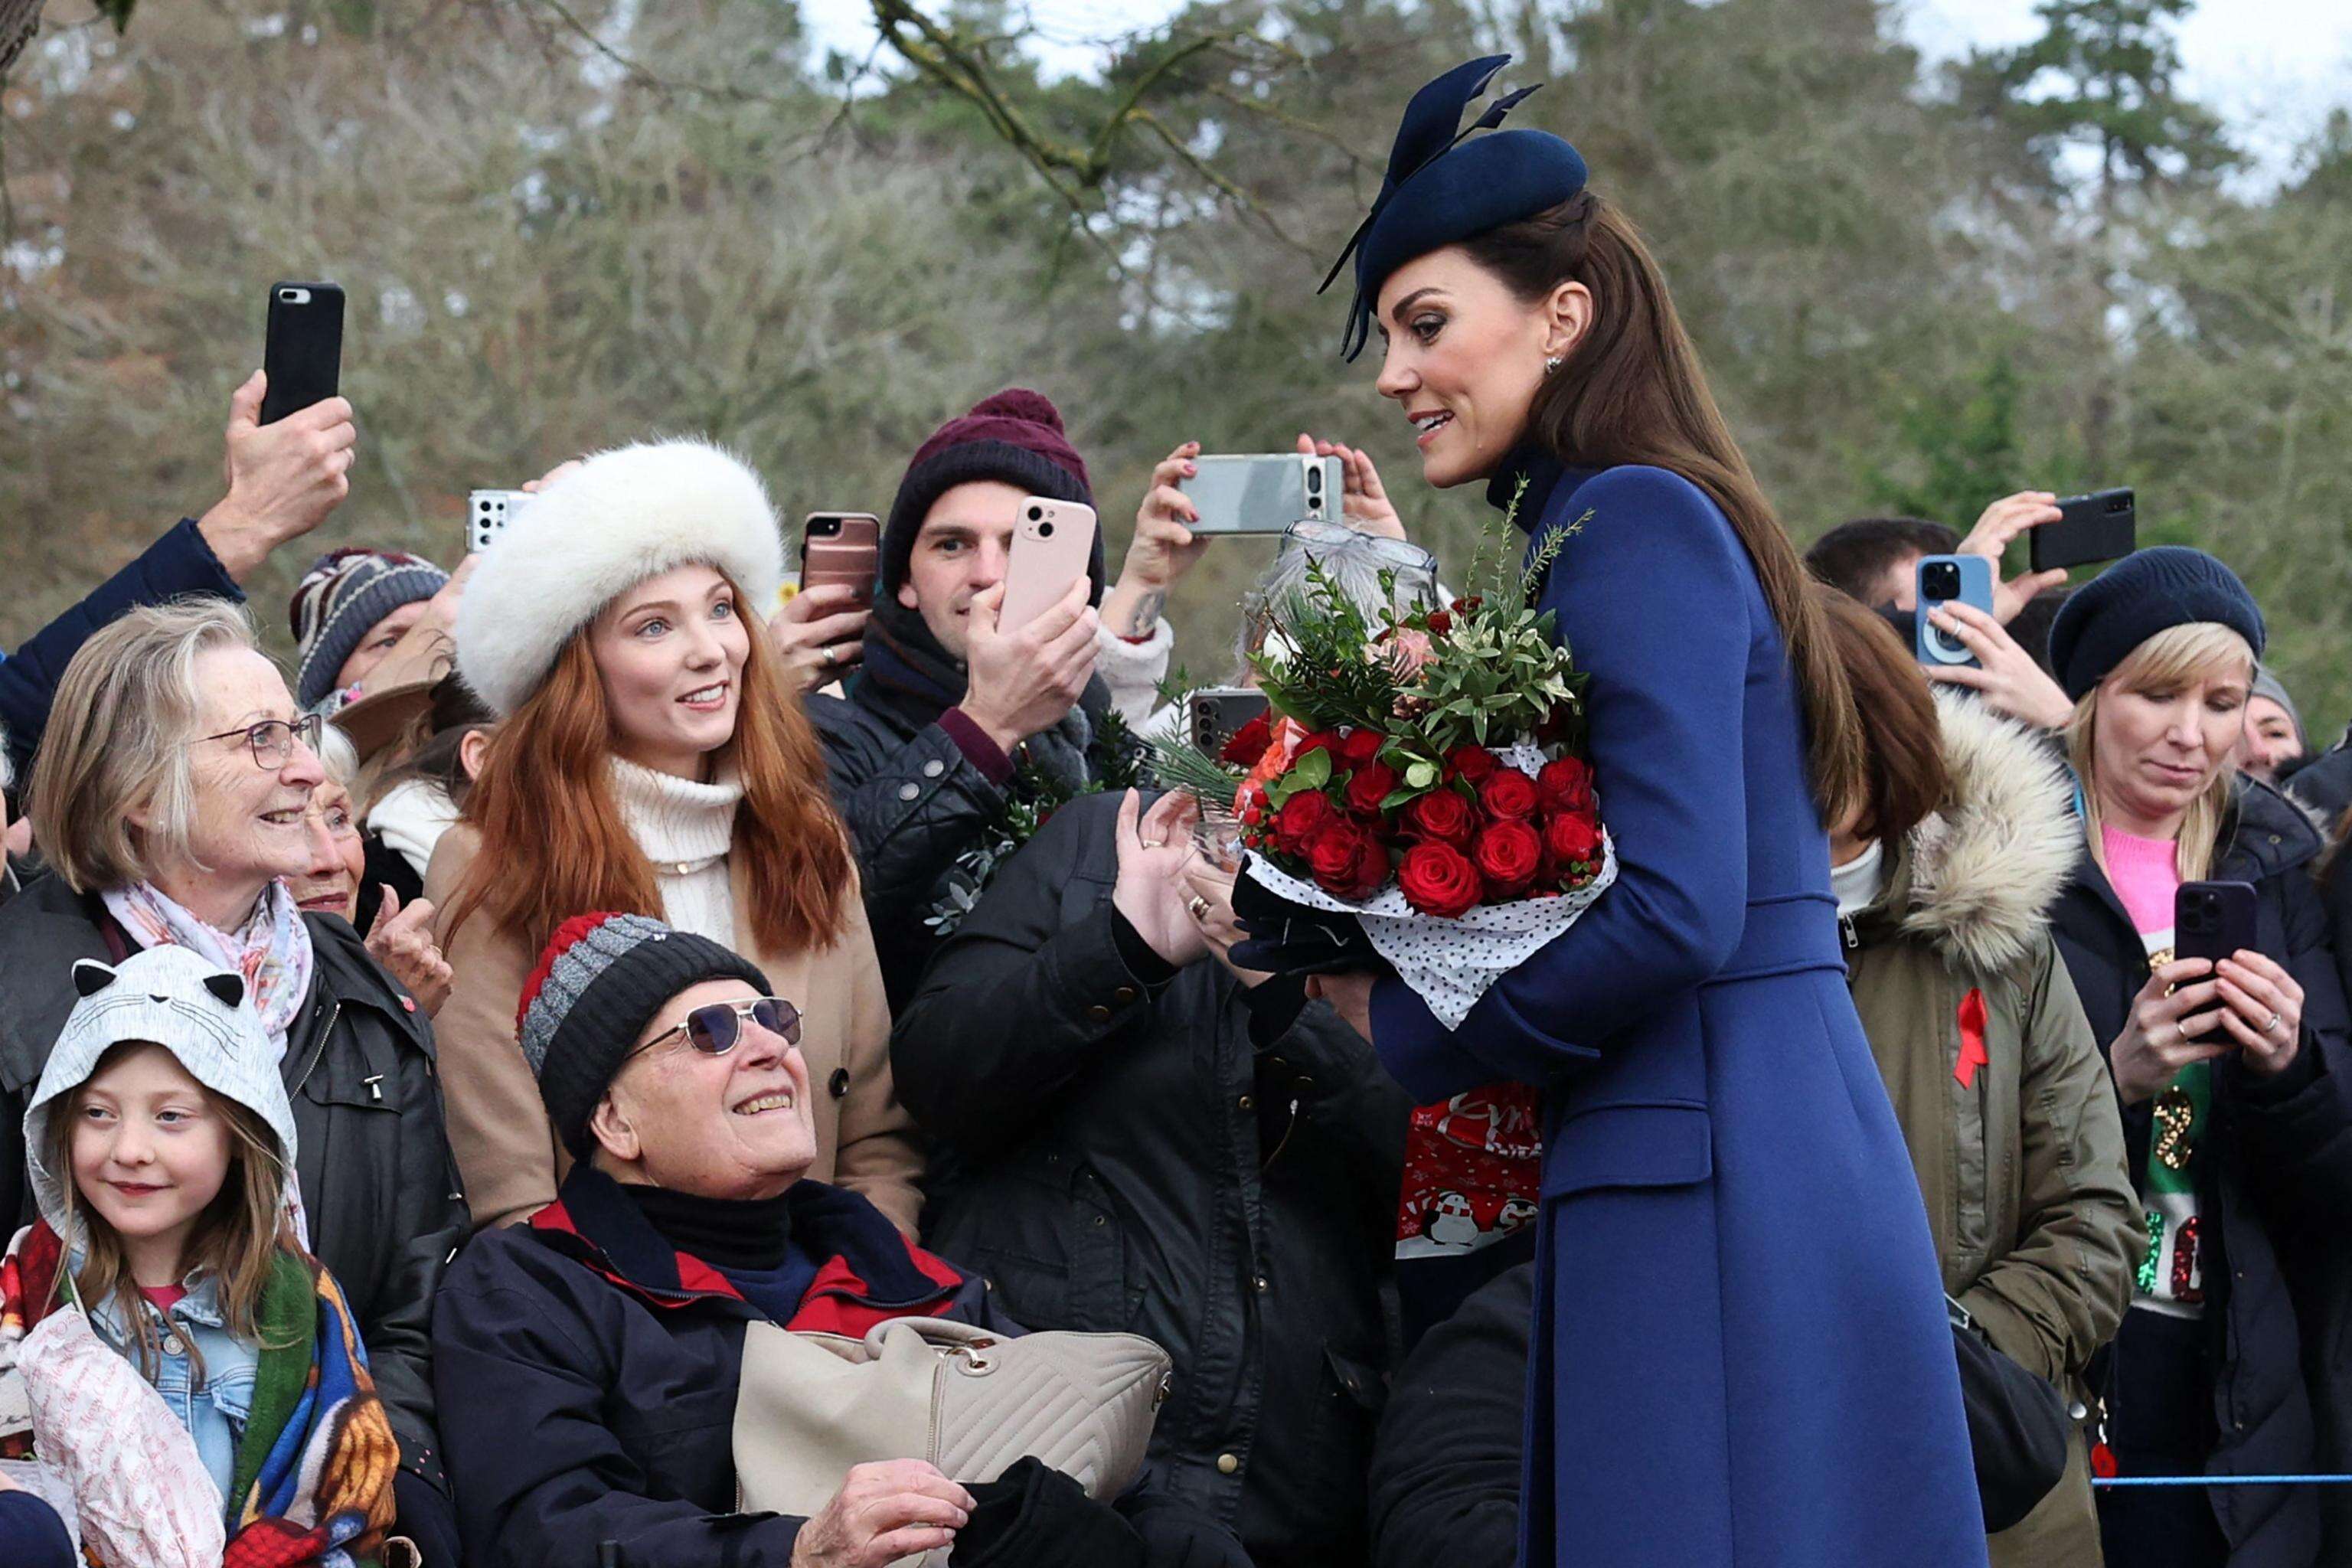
left=1160, top=505, right=1613, bottom=1031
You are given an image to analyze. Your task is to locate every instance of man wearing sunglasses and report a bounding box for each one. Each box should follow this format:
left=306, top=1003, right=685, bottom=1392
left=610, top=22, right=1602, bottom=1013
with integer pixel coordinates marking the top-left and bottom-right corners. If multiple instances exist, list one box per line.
left=432, top=910, right=1246, bottom=1568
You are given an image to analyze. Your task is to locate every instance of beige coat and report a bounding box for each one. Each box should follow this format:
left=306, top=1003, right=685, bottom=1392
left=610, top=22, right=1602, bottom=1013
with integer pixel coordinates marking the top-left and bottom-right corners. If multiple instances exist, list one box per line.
left=423, top=825, right=924, bottom=1234
left=1847, top=696, right=2140, bottom=1568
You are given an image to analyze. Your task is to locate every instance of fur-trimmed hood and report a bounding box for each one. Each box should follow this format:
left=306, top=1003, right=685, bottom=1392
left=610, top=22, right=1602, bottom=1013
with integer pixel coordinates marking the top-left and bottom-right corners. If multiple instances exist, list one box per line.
left=1879, top=693, right=2082, bottom=974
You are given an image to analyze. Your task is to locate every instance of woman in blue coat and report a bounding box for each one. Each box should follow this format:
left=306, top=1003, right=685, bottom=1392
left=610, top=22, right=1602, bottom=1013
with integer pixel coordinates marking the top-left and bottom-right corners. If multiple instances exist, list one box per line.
left=1305, top=57, right=1989, bottom=1566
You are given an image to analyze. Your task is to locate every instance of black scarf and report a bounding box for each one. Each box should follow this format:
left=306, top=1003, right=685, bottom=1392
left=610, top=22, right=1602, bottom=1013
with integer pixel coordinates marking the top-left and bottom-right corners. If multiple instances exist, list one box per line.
left=620, top=1184, right=796, bottom=1272
left=857, top=596, right=1104, bottom=797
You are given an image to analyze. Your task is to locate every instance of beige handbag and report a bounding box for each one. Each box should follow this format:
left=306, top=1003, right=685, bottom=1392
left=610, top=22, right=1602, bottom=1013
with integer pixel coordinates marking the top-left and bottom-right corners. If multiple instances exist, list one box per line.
left=732, top=1315, right=1171, bottom=1536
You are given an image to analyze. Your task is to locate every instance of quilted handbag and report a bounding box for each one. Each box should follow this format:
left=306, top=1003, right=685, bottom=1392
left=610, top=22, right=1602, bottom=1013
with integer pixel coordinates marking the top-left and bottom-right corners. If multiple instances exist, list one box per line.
left=732, top=1315, right=1170, bottom=1553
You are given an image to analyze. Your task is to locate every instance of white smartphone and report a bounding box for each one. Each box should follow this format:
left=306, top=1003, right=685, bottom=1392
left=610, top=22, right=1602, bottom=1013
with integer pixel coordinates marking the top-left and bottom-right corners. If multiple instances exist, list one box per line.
left=1000, top=497, right=1098, bottom=633
left=468, top=489, right=533, bottom=554
left=1178, top=452, right=1344, bottom=534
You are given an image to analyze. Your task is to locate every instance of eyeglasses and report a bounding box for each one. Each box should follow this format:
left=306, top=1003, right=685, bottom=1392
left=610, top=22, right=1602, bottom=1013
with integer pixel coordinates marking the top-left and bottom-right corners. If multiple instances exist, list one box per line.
left=195, top=713, right=325, bottom=771
left=1282, top=518, right=1441, bottom=584
left=626, top=996, right=802, bottom=1063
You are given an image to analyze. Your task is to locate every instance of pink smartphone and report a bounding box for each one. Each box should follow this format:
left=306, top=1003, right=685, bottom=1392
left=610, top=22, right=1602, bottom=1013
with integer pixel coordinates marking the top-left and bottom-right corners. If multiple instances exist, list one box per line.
left=999, top=497, right=1098, bottom=633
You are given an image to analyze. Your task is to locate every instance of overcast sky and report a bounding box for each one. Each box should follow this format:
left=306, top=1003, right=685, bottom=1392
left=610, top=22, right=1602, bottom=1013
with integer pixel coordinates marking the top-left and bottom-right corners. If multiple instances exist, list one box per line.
left=804, top=0, right=2352, bottom=185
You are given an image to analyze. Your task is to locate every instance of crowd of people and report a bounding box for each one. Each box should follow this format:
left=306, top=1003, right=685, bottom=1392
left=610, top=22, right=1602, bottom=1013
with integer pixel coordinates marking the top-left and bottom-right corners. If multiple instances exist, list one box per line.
left=0, top=49, right=2346, bottom=1568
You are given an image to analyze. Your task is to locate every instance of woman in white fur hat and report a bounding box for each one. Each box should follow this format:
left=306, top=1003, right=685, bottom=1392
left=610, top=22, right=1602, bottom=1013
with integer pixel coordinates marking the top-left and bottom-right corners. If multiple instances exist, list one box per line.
left=426, top=440, right=923, bottom=1234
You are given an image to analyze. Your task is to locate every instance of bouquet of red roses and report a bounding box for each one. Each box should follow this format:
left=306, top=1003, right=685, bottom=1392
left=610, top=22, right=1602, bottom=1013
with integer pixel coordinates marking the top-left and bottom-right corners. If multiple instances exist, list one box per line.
left=1161, top=508, right=1613, bottom=1028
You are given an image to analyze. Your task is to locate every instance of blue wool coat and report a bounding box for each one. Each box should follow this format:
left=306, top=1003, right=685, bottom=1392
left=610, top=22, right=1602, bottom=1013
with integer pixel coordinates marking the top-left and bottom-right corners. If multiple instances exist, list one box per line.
left=1370, top=453, right=1989, bottom=1567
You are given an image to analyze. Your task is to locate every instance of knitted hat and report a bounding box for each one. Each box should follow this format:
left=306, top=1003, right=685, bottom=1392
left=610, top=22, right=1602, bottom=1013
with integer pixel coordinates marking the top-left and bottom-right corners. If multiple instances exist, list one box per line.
left=880, top=388, right=1100, bottom=602
left=456, top=439, right=786, bottom=716
left=2252, top=667, right=2307, bottom=750
left=2047, top=547, right=2265, bottom=702
left=515, top=912, right=772, bottom=1158
left=24, top=948, right=301, bottom=1228
left=289, top=547, right=449, bottom=710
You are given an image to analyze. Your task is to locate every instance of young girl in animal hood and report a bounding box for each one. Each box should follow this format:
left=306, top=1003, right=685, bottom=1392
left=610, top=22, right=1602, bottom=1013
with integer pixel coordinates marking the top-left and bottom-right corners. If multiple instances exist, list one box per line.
left=0, top=945, right=406, bottom=1568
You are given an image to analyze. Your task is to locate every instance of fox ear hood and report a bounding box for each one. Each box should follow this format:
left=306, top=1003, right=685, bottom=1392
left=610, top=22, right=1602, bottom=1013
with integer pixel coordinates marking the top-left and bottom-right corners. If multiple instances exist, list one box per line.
left=24, top=946, right=300, bottom=1230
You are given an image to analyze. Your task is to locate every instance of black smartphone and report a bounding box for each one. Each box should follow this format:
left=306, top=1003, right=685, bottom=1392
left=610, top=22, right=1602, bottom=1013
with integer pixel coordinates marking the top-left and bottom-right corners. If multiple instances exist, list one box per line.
left=1189, top=687, right=1270, bottom=754
left=260, top=281, right=345, bottom=424
left=2030, top=488, right=2136, bottom=574
left=2175, top=880, right=2258, bottom=967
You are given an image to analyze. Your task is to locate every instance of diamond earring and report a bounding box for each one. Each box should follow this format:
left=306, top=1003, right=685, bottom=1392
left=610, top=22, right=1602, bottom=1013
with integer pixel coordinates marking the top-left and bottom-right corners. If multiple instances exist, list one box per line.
left=1543, top=354, right=1563, bottom=374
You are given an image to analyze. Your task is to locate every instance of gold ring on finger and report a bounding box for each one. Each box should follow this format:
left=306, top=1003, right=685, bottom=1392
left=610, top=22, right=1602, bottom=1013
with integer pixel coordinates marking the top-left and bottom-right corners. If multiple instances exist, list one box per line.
left=1187, top=895, right=1212, bottom=922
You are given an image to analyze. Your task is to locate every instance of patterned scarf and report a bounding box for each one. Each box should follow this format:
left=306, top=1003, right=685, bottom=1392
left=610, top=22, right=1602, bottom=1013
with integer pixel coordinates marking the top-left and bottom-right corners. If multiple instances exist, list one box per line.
left=2, top=1222, right=400, bottom=1567
left=103, top=880, right=315, bottom=1049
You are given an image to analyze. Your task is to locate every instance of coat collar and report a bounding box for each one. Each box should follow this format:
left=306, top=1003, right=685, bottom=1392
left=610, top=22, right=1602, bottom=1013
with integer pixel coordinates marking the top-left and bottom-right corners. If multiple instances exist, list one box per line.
left=1860, top=694, right=2081, bottom=972
left=527, top=1164, right=965, bottom=1329
left=1484, top=443, right=1612, bottom=533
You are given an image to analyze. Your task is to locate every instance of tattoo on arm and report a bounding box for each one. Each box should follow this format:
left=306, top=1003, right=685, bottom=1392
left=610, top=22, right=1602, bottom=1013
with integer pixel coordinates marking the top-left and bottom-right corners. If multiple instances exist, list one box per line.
left=1125, top=590, right=1165, bottom=637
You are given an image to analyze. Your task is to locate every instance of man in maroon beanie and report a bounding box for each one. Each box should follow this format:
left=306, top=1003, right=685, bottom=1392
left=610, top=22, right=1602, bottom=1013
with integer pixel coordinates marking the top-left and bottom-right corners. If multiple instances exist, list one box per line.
left=807, top=387, right=1114, bottom=1008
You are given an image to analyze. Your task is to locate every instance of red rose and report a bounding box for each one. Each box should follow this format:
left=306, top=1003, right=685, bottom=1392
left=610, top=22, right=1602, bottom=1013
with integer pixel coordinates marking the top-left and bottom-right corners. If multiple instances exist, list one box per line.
left=1425, top=609, right=1453, bottom=636
left=1337, top=727, right=1385, bottom=770
left=1220, top=712, right=1274, bottom=768
left=1344, top=760, right=1400, bottom=817
left=1543, top=811, right=1601, bottom=869
left=1275, top=789, right=1337, bottom=851
left=1479, top=766, right=1541, bottom=822
left=1308, top=820, right=1390, bottom=900
left=1446, top=745, right=1499, bottom=785
left=1537, top=755, right=1593, bottom=812
left=1402, top=788, right=1476, bottom=848
left=1472, top=819, right=1544, bottom=900
left=1296, top=730, right=1339, bottom=760
left=1397, top=841, right=1481, bottom=920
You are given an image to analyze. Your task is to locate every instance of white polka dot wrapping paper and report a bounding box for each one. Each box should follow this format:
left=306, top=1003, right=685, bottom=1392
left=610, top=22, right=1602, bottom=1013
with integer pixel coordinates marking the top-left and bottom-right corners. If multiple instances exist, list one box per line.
left=1243, top=746, right=1619, bottom=1031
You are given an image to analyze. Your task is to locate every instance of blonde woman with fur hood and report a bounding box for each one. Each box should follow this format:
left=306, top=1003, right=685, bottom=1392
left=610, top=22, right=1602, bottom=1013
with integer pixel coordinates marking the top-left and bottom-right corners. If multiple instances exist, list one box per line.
left=1818, top=590, right=2140, bottom=1567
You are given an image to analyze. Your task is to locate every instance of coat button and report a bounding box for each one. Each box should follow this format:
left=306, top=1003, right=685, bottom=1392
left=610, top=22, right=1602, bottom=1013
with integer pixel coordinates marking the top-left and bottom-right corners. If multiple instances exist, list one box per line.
left=1086, top=1004, right=1112, bottom=1023
left=1237, top=1094, right=1254, bottom=1110
left=923, top=759, right=946, bottom=779
left=1113, top=985, right=1138, bottom=1004
left=1253, top=1275, right=1270, bottom=1294
left=1216, top=1453, right=1240, bottom=1475
left=162, top=1334, right=187, bottom=1357
left=829, top=1068, right=851, bottom=1099
left=897, top=782, right=920, bottom=802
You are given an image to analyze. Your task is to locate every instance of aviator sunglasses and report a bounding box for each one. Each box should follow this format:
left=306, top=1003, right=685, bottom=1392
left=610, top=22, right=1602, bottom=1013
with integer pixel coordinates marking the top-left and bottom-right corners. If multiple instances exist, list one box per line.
left=625, top=996, right=802, bottom=1063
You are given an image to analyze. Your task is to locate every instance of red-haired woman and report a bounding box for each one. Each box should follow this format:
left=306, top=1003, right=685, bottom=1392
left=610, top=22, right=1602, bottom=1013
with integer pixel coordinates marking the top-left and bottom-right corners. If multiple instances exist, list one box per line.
left=424, top=440, right=921, bottom=1233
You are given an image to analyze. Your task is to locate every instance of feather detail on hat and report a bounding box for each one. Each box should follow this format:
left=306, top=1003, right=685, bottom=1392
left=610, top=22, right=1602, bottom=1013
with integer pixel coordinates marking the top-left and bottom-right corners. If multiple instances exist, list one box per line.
left=1321, top=54, right=1584, bottom=361
left=456, top=439, right=784, bottom=716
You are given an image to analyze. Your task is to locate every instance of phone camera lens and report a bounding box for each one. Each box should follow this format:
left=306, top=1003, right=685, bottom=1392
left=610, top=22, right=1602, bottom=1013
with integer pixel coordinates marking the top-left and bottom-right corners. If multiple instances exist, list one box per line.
left=1037, top=521, right=1055, bottom=537
left=1925, top=563, right=1958, bottom=598
left=1306, top=469, right=1323, bottom=493
left=1027, top=506, right=1043, bottom=522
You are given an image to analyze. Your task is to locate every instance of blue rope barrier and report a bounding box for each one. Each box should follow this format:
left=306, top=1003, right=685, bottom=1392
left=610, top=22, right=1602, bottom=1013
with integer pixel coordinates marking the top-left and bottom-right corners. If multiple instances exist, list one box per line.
left=2094, top=1475, right=2352, bottom=1488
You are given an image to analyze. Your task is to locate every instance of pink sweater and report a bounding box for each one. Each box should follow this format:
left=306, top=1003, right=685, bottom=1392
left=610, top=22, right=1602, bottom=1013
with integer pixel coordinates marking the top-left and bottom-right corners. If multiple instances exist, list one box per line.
left=2102, top=824, right=2181, bottom=938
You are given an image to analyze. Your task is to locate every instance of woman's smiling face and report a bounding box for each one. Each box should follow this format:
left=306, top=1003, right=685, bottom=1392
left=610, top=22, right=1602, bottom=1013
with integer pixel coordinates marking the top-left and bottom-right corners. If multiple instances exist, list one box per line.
left=1370, top=247, right=1586, bottom=489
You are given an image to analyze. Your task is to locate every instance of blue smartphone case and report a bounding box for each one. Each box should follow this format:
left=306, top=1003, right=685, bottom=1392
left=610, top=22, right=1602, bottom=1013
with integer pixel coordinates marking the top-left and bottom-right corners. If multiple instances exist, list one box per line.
left=1914, top=555, right=1995, bottom=669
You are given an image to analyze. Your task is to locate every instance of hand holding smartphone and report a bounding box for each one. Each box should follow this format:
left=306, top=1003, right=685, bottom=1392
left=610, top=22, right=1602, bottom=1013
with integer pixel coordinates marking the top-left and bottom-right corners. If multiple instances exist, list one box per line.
left=1914, top=555, right=1996, bottom=668
left=1178, top=453, right=1344, bottom=534
left=800, top=513, right=880, bottom=609
left=1001, top=498, right=1099, bottom=632
left=260, top=283, right=345, bottom=424
left=2030, top=488, right=2136, bottom=575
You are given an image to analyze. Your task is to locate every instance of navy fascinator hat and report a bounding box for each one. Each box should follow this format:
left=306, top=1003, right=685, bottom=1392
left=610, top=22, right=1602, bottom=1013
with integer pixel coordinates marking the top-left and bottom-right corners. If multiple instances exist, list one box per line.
left=1321, top=54, right=1589, bottom=361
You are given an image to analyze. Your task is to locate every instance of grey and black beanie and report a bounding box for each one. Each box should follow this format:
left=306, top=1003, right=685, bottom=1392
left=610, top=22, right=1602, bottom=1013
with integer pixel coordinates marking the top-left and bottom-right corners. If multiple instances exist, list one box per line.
left=289, top=546, right=449, bottom=710
left=515, top=911, right=771, bottom=1156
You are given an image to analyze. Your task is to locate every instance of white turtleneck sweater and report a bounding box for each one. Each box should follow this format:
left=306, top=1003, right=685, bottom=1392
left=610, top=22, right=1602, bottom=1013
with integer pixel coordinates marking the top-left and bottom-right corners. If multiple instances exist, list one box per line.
left=611, top=757, right=743, bottom=944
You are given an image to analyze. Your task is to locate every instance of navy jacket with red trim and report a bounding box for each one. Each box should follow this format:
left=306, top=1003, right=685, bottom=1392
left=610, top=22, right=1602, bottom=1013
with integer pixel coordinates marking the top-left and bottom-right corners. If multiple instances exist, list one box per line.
left=430, top=1165, right=1008, bottom=1568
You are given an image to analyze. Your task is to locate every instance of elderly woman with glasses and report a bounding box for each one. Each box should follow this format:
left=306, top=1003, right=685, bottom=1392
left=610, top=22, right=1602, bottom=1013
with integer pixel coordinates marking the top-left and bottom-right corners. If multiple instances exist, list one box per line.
left=0, top=599, right=470, bottom=1564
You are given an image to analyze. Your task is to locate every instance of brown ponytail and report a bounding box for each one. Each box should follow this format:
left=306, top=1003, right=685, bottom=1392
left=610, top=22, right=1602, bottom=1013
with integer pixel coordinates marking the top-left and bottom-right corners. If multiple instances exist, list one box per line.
left=1459, top=192, right=1866, bottom=825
